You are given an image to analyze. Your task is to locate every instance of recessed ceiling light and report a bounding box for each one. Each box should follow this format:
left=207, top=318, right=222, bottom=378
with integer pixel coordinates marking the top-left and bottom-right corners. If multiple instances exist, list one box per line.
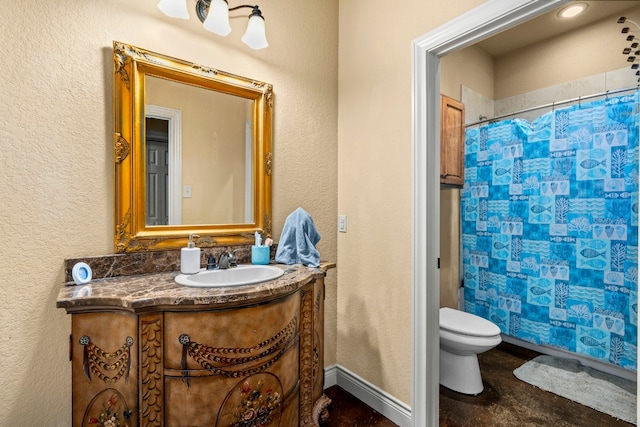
left=557, top=2, right=588, bottom=19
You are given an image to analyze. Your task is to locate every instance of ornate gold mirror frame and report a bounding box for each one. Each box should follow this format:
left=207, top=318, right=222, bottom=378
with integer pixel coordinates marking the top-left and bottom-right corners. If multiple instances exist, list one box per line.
left=113, top=41, right=273, bottom=253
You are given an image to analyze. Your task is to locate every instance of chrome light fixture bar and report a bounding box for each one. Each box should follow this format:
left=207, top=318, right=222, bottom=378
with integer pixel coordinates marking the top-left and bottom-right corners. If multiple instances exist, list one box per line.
left=157, top=0, right=268, bottom=50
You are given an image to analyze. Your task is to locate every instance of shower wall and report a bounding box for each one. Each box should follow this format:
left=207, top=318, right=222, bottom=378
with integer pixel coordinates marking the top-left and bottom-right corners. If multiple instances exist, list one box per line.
left=461, top=92, right=639, bottom=371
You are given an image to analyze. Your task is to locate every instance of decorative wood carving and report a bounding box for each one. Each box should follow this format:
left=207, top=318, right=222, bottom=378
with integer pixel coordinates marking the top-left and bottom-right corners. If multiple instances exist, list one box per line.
left=313, top=394, right=332, bottom=426
left=113, top=43, right=131, bottom=89
left=114, top=132, right=130, bottom=163
left=140, top=314, right=163, bottom=427
left=266, top=86, right=274, bottom=108
left=265, top=151, right=273, bottom=176
left=115, top=211, right=161, bottom=253
left=264, top=213, right=273, bottom=237
left=194, top=235, right=217, bottom=248
left=80, top=335, right=133, bottom=383
left=192, top=64, right=219, bottom=75
left=299, top=285, right=314, bottom=426
left=313, top=289, right=322, bottom=386
left=178, top=315, right=298, bottom=381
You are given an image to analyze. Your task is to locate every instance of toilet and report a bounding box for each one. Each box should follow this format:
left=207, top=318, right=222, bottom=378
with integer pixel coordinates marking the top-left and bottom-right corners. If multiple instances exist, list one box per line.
left=439, top=307, right=502, bottom=395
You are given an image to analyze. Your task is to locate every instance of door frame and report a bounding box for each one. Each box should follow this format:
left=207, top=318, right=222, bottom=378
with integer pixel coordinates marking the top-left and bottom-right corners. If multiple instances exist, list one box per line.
left=410, top=1, right=568, bottom=425
left=146, top=104, right=183, bottom=225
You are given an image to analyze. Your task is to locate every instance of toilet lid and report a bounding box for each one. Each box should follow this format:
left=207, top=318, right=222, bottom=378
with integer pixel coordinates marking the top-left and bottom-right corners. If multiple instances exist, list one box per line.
left=440, top=307, right=501, bottom=337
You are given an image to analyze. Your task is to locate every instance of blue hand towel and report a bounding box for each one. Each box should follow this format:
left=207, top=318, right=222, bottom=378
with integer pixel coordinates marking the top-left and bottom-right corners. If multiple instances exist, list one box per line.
left=275, top=207, right=321, bottom=267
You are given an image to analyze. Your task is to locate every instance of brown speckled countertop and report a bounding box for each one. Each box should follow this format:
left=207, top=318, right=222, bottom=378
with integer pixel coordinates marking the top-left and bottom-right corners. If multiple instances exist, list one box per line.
left=57, top=263, right=334, bottom=313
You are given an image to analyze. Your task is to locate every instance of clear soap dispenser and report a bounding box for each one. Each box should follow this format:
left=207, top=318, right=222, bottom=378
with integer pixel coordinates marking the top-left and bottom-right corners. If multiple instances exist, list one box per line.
left=181, top=233, right=201, bottom=274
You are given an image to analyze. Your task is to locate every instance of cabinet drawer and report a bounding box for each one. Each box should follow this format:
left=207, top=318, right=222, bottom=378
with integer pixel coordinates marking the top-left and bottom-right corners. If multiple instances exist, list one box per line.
left=163, top=293, right=301, bottom=426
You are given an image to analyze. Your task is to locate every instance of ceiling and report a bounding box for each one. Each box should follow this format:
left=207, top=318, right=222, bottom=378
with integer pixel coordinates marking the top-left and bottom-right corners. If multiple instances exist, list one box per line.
left=475, top=1, right=640, bottom=58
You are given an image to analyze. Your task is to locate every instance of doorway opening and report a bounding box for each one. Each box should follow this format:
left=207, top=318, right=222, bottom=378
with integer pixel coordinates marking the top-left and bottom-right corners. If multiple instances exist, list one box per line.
left=411, top=1, right=571, bottom=425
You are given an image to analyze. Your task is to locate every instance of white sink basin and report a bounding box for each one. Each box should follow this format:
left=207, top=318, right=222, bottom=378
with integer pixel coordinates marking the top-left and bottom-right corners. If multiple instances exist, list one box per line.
left=175, top=265, right=284, bottom=288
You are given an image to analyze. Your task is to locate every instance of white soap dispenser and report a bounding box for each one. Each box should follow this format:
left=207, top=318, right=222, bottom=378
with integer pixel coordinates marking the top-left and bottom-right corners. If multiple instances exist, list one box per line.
left=181, top=233, right=201, bottom=274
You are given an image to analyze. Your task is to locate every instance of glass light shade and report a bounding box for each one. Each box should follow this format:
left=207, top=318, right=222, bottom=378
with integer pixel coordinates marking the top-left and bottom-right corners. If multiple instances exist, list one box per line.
left=203, top=0, right=231, bottom=36
left=157, top=0, right=190, bottom=19
left=241, top=15, right=268, bottom=50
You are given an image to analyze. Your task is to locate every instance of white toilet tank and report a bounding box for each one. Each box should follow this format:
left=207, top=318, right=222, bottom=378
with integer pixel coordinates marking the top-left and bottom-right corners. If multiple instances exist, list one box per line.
left=440, top=307, right=501, bottom=337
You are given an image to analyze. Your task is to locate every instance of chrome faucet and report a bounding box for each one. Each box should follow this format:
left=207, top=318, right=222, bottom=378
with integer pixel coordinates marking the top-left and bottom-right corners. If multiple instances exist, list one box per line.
left=206, top=254, right=218, bottom=270
left=217, top=249, right=238, bottom=269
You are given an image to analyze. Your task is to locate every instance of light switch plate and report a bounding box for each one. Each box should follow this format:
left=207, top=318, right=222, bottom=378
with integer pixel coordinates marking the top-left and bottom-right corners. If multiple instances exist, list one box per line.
left=338, top=215, right=347, bottom=233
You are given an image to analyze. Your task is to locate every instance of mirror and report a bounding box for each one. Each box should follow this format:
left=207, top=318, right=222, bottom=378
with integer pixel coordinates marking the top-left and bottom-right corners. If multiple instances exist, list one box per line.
left=144, top=76, right=254, bottom=226
left=113, top=41, right=273, bottom=253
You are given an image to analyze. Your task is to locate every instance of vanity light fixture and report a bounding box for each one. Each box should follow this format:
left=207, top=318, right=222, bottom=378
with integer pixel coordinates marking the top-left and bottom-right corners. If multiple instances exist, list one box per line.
left=556, top=2, right=588, bottom=19
left=157, top=0, right=268, bottom=50
left=158, top=0, right=190, bottom=19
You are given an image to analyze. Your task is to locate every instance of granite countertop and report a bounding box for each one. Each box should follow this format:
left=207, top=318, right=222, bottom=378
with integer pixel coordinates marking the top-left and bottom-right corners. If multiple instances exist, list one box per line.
left=57, top=263, right=331, bottom=313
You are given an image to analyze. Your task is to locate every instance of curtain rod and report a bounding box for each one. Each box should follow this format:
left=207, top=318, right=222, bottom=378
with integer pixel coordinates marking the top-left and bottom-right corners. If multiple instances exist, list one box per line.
left=465, top=85, right=639, bottom=128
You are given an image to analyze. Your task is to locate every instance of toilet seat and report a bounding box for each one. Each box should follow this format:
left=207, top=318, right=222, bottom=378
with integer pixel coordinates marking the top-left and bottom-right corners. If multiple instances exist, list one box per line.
left=440, top=307, right=501, bottom=337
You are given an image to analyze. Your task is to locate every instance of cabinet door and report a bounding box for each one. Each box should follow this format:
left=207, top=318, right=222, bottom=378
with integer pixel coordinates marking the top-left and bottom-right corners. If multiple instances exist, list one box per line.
left=440, top=95, right=465, bottom=186
left=71, top=312, right=138, bottom=426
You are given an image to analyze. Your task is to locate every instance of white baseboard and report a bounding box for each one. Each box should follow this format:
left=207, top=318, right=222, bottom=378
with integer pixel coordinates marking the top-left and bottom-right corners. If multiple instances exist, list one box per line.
left=324, top=364, right=412, bottom=427
left=324, top=364, right=339, bottom=388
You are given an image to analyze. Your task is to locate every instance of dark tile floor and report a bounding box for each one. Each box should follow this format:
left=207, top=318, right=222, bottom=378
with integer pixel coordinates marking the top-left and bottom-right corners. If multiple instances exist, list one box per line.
left=440, top=342, right=635, bottom=426
left=323, top=342, right=636, bottom=427
left=323, top=385, right=398, bottom=427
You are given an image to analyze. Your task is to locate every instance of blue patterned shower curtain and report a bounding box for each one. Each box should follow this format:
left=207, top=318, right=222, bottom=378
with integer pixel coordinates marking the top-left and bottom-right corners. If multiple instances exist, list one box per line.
left=462, top=92, right=639, bottom=372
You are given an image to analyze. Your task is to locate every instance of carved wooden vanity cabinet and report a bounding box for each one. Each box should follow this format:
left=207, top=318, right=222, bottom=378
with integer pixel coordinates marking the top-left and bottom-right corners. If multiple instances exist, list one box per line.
left=57, top=264, right=330, bottom=427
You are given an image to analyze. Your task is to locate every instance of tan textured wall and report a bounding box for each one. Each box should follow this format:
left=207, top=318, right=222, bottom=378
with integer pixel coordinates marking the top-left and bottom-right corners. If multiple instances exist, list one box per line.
left=0, top=1, right=337, bottom=424
left=495, top=6, right=640, bottom=99
left=337, top=0, right=484, bottom=405
left=441, top=45, right=495, bottom=100
left=439, top=46, right=494, bottom=309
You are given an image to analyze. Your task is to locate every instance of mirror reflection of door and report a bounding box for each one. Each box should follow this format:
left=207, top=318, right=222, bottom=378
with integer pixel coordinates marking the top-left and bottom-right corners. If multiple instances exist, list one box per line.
left=146, top=117, right=169, bottom=226
left=145, top=104, right=182, bottom=226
